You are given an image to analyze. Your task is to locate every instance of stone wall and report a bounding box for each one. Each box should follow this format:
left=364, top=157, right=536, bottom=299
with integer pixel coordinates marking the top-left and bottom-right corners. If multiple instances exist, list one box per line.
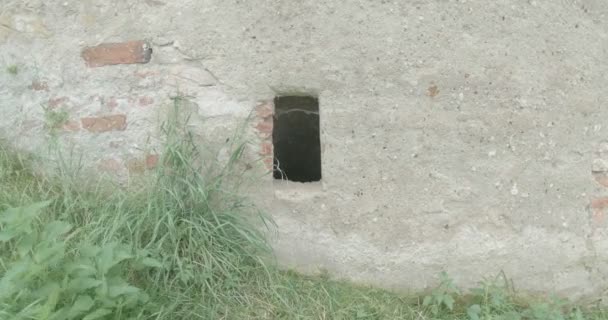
left=1, top=0, right=608, bottom=298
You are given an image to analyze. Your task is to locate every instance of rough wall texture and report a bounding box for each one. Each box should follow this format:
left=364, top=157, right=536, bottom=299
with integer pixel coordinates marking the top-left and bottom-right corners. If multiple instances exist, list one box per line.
left=1, top=0, right=608, bottom=298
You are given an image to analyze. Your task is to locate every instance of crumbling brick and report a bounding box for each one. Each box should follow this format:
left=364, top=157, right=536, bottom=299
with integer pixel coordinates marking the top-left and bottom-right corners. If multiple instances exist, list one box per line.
left=81, top=40, right=152, bottom=67
left=81, top=114, right=127, bottom=132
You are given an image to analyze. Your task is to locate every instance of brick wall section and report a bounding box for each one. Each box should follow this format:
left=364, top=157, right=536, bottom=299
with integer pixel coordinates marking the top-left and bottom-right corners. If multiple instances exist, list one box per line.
left=81, top=40, right=152, bottom=67
left=591, top=197, right=608, bottom=225
left=30, top=80, right=49, bottom=91
left=62, top=120, right=80, bottom=132
left=126, top=154, right=159, bottom=174
left=254, top=101, right=274, bottom=170
left=81, top=114, right=127, bottom=132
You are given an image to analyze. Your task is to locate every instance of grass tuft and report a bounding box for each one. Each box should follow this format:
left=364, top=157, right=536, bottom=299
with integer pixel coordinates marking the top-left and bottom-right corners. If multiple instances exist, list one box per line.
left=6, top=65, right=18, bottom=75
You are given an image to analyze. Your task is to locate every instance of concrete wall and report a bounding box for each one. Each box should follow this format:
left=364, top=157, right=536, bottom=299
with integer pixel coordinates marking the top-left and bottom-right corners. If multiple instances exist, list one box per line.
left=1, top=0, right=608, bottom=297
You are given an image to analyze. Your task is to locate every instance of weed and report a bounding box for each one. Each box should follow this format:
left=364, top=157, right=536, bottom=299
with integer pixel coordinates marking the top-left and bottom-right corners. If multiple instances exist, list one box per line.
left=43, top=106, right=69, bottom=133
left=423, top=271, right=460, bottom=315
left=0, top=201, right=162, bottom=319
left=6, top=65, right=18, bottom=75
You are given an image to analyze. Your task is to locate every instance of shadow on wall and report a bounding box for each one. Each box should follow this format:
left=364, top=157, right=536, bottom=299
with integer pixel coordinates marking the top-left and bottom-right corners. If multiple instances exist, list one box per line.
left=272, top=96, right=321, bottom=183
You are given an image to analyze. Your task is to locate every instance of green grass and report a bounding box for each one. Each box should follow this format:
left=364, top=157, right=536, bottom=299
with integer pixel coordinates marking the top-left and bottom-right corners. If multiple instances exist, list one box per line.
left=1, top=97, right=607, bottom=319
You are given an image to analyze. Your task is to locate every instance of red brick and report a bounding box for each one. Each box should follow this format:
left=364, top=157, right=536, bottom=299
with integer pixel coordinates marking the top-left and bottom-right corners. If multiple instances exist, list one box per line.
left=62, top=120, right=80, bottom=132
left=126, top=154, right=159, bottom=174
left=259, top=142, right=273, bottom=156
left=427, top=84, right=439, bottom=98
left=146, top=154, right=159, bottom=169
left=30, top=80, right=49, bottom=91
left=255, top=119, right=273, bottom=137
left=138, top=96, right=154, bottom=106
left=81, top=40, right=152, bottom=67
left=256, top=101, right=274, bottom=119
left=591, top=197, right=608, bottom=224
left=594, top=172, right=608, bottom=188
left=81, top=114, right=127, bottom=132
left=263, top=157, right=273, bottom=170
left=105, top=97, right=119, bottom=110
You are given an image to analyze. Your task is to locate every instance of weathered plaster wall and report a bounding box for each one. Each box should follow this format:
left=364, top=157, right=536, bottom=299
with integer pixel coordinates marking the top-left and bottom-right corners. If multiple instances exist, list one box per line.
left=1, top=0, right=608, bottom=297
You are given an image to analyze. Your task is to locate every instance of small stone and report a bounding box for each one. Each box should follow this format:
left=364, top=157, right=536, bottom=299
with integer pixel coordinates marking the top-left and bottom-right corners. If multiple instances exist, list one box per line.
left=510, top=183, right=519, bottom=195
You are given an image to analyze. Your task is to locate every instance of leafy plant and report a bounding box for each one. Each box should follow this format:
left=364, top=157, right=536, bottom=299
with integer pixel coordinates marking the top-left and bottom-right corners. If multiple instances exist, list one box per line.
left=522, top=297, right=568, bottom=320
left=467, top=273, right=520, bottom=320
left=0, top=201, right=162, bottom=319
left=423, top=271, right=460, bottom=315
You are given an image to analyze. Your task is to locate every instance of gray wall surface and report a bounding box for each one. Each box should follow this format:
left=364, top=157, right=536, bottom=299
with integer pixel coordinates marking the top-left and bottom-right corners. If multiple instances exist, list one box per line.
left=1, top=0, right=608, bottom=297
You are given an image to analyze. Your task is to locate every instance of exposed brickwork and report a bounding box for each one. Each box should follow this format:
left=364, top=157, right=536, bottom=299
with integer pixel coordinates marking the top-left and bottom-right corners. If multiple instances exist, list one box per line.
left=594, top=173, right=608, bottom=188
left=126, top=154, right=159, bottom=174
left=81, top=114, right=127, bottom=132
left=81, top=40, right=152, bottom=67
left=62, top=120, right=80, bottom=132
left=138, top=96, right=154, bottom=106
left=591, top=197, right=608, bottom=225
left=30, top=80, right=49, bottom=91
left=254, top=101, right=274, bottom=170
left=146, top=154, right=159, bottom=169
left=260, top=142, right=273, bottom=156
left=48, top=97, right=69, bottom=108
left=105, top=97, right=119, bottom=110
left=592, top=159, right=608, bottom=188
left=255, top=121, right=273, bottom=138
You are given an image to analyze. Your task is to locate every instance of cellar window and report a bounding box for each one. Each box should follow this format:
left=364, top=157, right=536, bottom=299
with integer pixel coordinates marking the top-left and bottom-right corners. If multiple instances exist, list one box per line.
left=273, top=96, right=321, bottom=182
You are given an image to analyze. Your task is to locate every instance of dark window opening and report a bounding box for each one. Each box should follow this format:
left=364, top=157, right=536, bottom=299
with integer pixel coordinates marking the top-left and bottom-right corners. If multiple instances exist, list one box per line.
left=273, top=96, right=321, bottom=182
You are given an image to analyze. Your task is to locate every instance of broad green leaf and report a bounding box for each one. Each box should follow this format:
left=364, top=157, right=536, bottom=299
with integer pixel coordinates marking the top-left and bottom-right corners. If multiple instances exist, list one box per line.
left=0, top=259, right=32, bottom=298
left=443, top=295, right=455, bottom=310
left=35, top=281, right=62, bottom=298
left=109, top=245, right=133, bottom=272
left=33, top=243, right=65, bottom=263
left=108, top=283, right=140, bottom=298
left=97, top=244, right=115, bottom=274
left=83, top=308, right=112, bottom=320
left=0, top=201, right=51, bottom=224
left=66, top=262, right=97, bottom=277
left=467, top=304, right=481, bottom=320
left=67, top=277, right=102, bottom=292
left=37, top=282, right=61, bottom=319
left=17, top=231, right=37, bottom=257
left=422, top=295, right=432, bottom=306
left=79, top=244, right=101, bottom=258
left=140, top=257, right=163, bottom=268
left=66, top=295, right=94, bottom=319
left=42, top=221, right=72, bottom=240
left=0, top=229, right=19, bottom=242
